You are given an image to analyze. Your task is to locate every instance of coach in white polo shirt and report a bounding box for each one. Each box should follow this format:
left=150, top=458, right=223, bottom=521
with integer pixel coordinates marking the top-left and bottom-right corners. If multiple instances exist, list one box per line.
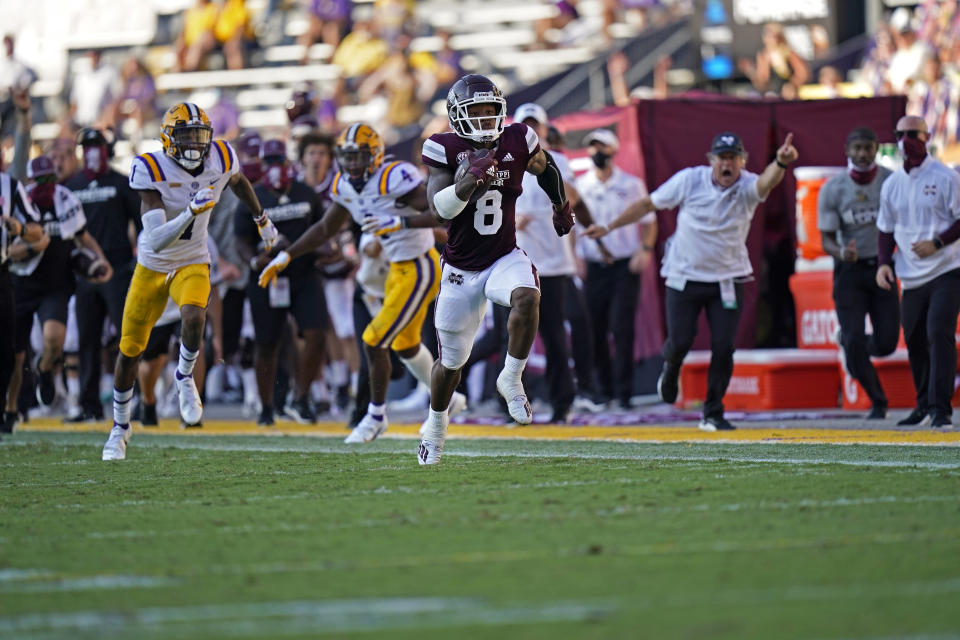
left=587, top=131, right=798, bottom=431
left=876, top=115, right=960, bottom=428
left=575, top=128, right=655, bottom=409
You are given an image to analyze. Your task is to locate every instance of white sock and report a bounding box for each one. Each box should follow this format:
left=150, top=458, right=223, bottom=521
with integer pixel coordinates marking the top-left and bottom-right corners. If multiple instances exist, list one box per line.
left=422, top=407, right=449, bottom=443
left=113, top=386, right=134, bottom=426
left=329, top=360, right=349, bottom=387
left=401, top=345, right=434, bottom=387
left=66, top=375, right=80, bottom=404
left=503, top=354, right=527, bottom=379
left=177, top=343, right=199, bottom=377
left=368, top=402, right=385, bottom=420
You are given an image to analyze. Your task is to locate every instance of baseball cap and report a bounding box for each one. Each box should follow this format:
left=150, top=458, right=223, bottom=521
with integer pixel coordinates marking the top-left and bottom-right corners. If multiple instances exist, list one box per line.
left=710, top=131, right=745, bottom=155
left=584, top=128, right=619, bottom=150
left=514, top=103, right=548, bottom=125
left=27, top=155, right=56, bottom=179
left=846, top=127, right=878, bottom=145
left=260, top=139, right=287, bottom=161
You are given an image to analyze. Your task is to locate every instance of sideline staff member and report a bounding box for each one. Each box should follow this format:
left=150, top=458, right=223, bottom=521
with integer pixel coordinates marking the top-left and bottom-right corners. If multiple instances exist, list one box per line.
left=877, top=115, right=960, bottom=428
left=587, top=131, right=798, bottom=431
left=817, top=127, right=897, bottom=420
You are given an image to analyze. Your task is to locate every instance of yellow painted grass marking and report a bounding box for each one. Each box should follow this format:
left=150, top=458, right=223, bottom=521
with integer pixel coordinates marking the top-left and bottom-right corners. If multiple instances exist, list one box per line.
left=18, top=419, right=960, bottom=446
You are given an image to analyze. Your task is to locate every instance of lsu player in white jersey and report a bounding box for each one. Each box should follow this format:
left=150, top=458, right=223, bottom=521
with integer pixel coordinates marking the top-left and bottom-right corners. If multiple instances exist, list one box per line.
left=102, top=103, right=277, bottom=460
left=259, top=123, right=465, bottom=442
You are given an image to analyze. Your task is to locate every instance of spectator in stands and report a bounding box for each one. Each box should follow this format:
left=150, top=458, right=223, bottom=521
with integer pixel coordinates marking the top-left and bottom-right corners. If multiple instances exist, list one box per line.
left=332, top=17, right=389, bottom=79
left=8, top=87, right=31, bottom=181
left=1, top=167, right=44, bottom=434
left=6, top=156, right=110, bottom=421
left=373, top=0, right=414, bottom=47
left=235, top=139, right=328, bottom=425
left=298, top=0, right=353, bottom=64
left=859, top=26, right=895, bottom=96
left=817, top=127, right=898, bottom=420
left=738, top=22, right=809, bottom=98
left=877, top=115, right=960, bottom=428
left=886, top=8, right=931, bottom=95
left=68, top=50, right=119, bottom=129
left=64, top=128, right=141, bottom=423
left=207, top=90, right=241, bottom=141
left=575, top=129, right=653, bottom=409
left=0, top=35, right=36, bottom=142
left=534, top=1, right=582, bottom=49
left=433, top=30, right=463, bottom=91
left=105, top=58, right=157, bottom=141
left=176, top=0, right=250, bottom=72
left=817, top=66, right=843, bottom=98
left=907, top=56, right=953, bottom=151
left=587, top=131, right=799, bottom=431
left=214, top=0, right=254, bottom=70
left=357, top=35, right=426, bottom=138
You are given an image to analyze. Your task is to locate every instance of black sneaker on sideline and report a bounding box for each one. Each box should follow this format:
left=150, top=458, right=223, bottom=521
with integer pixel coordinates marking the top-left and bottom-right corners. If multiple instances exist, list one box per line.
left=36, top=369, right=56, bottom=407
left=139, top=403, right=158, bottom=427
left=866, top=404, right=887, bottom=420
left=699, top=416, right=736, bottom=432
left=657, top=362, right=680, bottom=404
left=930, top=412, right=953, bottom=428
left=284, top=397, right=316, bottom=424
left=64, top=410, right=102, bottom=424
left=258, top=405, right=275, bottom=427
left=897, top=407, right=931, bottom=426
left=1, top=411, right=17, bottom=434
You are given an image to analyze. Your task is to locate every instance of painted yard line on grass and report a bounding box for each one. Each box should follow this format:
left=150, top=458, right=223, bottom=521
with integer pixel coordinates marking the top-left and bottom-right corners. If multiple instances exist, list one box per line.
left=18, top=419, right=960, bottom=446
left=7, top=494, right=959, bottom=551
left=0, top=575, right=177, bottom=594
left=5, top=433, right=959, bottom=469
left=0, top=597, right=616, bottom=638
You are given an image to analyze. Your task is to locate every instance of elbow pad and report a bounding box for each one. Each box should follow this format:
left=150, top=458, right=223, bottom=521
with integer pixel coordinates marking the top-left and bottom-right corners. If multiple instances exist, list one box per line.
left=141, top=207, right=193, bottom=252
left=433, top=184, right=468, bottom=220
left=536, top=151, right=567, bottom=208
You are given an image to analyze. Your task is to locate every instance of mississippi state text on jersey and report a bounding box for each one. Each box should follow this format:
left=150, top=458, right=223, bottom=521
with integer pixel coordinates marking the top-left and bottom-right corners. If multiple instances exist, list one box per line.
left=421, top=122, right=539, bottom=271
left=130, top=140, right=239, bottom=273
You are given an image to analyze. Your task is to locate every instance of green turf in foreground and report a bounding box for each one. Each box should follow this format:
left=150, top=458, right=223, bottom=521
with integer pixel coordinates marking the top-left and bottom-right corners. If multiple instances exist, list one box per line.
left=1, top=432, right=959, bottom=640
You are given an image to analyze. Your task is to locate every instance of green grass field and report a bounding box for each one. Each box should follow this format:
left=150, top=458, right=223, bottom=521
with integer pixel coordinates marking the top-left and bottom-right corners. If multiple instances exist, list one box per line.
left=2, top=431, right=959, bottom=639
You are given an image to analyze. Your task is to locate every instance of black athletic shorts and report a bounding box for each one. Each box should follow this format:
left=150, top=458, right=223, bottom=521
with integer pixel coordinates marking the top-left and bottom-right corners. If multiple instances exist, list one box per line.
left=247, top=272, right=329, bottom=345
left=13, top=285, right=72, bottom=353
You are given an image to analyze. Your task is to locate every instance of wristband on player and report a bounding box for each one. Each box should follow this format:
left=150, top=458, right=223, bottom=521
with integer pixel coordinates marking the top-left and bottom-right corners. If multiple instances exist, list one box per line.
left=434, top=184, right=468, bottom=220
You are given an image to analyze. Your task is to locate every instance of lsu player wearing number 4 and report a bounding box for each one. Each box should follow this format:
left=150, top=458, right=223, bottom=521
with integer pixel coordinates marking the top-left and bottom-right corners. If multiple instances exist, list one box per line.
left=416, top=74, right=576, bottom=465
left=259, top=123, right=464, bottom=443
left=102, top=103, right=275, bottom=461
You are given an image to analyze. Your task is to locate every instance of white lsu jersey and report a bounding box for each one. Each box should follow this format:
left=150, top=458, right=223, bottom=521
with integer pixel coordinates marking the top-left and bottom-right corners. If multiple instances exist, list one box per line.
left=328, top=160, right=434, bottom=262
left=130, top=140, right=239, bottom=272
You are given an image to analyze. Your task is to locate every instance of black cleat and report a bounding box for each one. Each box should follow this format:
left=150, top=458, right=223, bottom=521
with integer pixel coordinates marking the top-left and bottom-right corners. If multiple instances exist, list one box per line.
left=258, top=406, right=275, bottom=427
left=930, top=412, right=953, bottom=428
left=657, top=362, right=680, bottom=404
left=284, top=397, right=316, bottom=424
left=139, top=403, right=158, bottom=427
left=36, top=369, right=56, bottom=407
left=698, top=416, right=736, bottom=431
left=64, top=410, right=102, bottom=424
left=865, top=405, right=887, bottom=420
left=897, top=407, right=931, bottom=426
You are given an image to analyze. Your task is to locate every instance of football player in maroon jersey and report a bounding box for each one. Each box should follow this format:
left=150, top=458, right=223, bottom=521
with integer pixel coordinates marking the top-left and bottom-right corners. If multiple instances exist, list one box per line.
left=417, top=74, right=574, bottom=464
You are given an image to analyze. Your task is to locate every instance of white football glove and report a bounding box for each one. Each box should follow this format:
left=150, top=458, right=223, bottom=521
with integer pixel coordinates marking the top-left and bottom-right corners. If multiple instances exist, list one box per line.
left=361, top=215, right=405, bottom=237
left=255, top=214, right=280, bottom=251
left=257, top=250, right=290, bottom=288
left=189, top=186, right=217, bottom=215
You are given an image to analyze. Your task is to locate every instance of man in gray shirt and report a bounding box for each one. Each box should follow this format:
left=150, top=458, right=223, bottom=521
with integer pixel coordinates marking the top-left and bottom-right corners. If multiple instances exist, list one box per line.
left=817, top=127, right=898, bottom=419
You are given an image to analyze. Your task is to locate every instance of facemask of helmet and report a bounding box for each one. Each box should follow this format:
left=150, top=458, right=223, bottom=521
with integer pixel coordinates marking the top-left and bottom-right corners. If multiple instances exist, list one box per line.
left=173, top=125, right=212, bottom=170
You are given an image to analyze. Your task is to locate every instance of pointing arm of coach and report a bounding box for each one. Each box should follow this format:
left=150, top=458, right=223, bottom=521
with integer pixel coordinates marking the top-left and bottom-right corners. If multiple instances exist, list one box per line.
left=585, top=133, right=798, bottom=239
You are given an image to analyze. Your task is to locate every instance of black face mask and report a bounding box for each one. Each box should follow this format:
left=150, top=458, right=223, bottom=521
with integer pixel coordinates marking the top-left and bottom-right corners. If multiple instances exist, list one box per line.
left=591, top=151, right=612, bottom=169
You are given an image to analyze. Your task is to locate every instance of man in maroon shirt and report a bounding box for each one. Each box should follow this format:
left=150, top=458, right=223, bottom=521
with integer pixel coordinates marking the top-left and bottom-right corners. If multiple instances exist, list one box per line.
left=417, top=74, right=574, bottom=464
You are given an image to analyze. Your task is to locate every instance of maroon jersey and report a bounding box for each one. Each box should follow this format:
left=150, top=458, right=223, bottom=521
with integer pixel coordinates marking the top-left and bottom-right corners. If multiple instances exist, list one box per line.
left=421, top=122, right=540, bottom=271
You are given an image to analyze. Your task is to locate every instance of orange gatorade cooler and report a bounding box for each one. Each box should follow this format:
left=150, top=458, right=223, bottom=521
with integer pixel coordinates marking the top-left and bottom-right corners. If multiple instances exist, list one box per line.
left=794, top=166, right=844, bottom=261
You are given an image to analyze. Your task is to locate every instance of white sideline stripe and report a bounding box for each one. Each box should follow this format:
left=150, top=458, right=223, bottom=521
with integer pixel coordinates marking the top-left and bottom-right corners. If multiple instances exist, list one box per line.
left=0, top=598, right=615, bottom=636
left=0, top=575, right=177, bottom=593
left=5, top=435, right=959, bottom=469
